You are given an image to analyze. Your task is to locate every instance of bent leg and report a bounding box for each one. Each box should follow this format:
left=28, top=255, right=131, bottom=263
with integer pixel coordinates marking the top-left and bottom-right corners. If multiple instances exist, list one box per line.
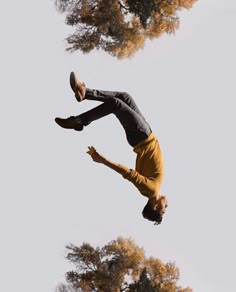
left=77, top=98, right=151, bottom=147
left=85, top=89, right=147, bottom=121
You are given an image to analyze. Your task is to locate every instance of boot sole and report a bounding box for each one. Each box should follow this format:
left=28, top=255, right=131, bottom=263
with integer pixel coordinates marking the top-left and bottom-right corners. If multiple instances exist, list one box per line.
left=70, top=72, right=83, bottom=102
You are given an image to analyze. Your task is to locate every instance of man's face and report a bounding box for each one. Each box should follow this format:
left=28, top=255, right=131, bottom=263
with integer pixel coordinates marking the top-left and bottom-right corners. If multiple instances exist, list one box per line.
left=154, top=197, right=167, bottom=216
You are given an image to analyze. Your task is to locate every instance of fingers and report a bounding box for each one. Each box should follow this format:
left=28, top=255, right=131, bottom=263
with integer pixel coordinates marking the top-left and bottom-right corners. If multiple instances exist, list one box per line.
left=87, top=146, right=97, bottom=155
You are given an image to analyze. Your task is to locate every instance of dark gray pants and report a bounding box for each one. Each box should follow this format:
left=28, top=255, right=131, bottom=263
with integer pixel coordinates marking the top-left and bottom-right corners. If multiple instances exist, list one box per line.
left=76, top=89, right=152, bottom=147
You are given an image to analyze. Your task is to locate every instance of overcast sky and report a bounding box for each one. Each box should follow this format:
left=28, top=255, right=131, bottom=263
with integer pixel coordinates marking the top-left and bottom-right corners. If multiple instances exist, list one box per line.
left=1, top=1, right=236, bottom=291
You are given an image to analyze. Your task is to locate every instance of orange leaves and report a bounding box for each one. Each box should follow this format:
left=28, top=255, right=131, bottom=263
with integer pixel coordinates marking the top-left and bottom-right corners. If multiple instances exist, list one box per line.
left=60, top=237, right=192, bottom=291
left=55, top=0, right=197, bottom=58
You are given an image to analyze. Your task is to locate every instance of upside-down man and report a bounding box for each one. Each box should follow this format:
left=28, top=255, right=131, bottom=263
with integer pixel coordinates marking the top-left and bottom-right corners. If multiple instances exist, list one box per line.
left=55, top=72, right=168, bottom=224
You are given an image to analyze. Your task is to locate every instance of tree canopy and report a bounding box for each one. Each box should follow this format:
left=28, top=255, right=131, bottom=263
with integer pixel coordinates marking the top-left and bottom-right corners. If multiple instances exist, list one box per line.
left=56, top=237, right=192, bottom=292
left=55, top=0, right=196, bottom=59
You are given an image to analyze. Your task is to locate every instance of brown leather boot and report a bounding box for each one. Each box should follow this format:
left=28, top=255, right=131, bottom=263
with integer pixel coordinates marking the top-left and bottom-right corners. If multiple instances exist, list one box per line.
left=55, top=116, right=83, bottom=131
left=70, top=72, right=86, bottom=102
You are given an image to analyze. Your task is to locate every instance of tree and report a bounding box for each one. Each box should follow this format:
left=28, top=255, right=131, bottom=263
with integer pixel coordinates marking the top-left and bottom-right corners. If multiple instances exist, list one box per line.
left=54, top=0, right=196, bottom=59
left=56, top=283, right=79, bottom=292
left=55, top=237, right=192, bottom=291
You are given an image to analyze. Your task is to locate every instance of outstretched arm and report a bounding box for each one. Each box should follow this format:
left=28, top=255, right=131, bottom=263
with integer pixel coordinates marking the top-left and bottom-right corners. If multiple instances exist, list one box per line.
left=87, top=146, right=156, bottom=197
left=87, top=146, right=122, bottom=173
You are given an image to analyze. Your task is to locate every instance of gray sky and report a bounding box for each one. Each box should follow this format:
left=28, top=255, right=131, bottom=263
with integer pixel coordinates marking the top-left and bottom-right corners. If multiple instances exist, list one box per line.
left=1, top=1, right=236, bottom=291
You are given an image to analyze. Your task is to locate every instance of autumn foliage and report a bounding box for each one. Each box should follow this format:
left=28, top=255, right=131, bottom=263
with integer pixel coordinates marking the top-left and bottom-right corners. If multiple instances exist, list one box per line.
left=54, top=0, right=196, bottom=59
left=56, top=237, right=192, bottom=291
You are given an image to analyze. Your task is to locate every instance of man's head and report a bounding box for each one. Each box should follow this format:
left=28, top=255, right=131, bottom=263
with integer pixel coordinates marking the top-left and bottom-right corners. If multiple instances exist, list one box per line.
left=142, top=195, right=168, bottom=225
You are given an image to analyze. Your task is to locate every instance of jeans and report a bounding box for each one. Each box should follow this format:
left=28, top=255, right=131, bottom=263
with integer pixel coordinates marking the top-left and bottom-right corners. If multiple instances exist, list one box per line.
left=76, top=89, right=152, bottom=147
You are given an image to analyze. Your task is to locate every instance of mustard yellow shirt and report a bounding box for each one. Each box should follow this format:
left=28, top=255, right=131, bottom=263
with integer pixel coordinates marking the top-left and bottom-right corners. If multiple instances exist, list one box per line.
left=116, top=133, right=164, bottom=198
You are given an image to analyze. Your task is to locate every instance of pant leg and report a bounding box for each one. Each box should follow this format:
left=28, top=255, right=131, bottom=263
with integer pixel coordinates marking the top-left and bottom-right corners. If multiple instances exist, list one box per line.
left=76, top=98, right=152, bottom=147
left=85, top=88, right=148, bottom=122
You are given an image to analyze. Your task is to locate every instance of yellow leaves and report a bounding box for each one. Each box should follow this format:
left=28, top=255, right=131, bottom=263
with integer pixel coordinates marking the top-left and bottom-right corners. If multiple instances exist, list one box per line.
left=109, top=237, right=145, bottom=263
left=146, top=256, right=167, bottom=284
left=179, top=0, right=196, bottom=10
left=106, top=237, right=145, bottom=278
left=159, top=1, right=178, bottom=16
left=145, top=12, right=179, bottom=39
left=57, top=0, right=197, bottom=57
left=63, top=237, right=192, bottom=291
left=108, top=23, right=146, bottom=59
left=116, top=37, right=146, bottom=59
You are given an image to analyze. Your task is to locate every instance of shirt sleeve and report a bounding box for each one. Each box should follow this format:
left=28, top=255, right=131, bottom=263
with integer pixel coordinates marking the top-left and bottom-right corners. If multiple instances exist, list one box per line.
left=115, top=164, right=156, bottom=198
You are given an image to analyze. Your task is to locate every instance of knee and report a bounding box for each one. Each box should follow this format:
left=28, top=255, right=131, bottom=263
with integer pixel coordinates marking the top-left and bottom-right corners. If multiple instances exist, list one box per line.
left=108, top=97, right=123, bottom=109
left=117, top=91, right=131, bottom=99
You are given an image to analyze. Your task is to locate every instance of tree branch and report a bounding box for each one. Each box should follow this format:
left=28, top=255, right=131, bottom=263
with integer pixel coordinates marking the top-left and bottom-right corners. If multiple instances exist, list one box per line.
left=120, top=286, right=129, bottom=292
left=118, top=1, right=128, bottom=10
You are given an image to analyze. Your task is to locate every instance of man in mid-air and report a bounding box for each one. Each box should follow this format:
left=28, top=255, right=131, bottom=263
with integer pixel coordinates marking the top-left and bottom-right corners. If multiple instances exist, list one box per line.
left=55, top=72, right=168, bottom=224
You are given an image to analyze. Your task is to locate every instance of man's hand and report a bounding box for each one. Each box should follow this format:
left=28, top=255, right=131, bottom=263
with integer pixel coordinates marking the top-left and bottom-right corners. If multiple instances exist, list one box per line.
left=87, top=146, right=122, bottom=174
left=87, top=146, right=106, bottom=164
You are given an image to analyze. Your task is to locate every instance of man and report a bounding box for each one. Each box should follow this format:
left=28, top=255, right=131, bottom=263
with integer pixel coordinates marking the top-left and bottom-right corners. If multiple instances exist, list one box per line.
left=55, top=72, right=168, bottom=224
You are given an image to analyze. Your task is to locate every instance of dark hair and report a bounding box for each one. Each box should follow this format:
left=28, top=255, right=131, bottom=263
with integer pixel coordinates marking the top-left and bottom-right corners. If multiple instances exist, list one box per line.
left=142, top=202, right=163, bottom=225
